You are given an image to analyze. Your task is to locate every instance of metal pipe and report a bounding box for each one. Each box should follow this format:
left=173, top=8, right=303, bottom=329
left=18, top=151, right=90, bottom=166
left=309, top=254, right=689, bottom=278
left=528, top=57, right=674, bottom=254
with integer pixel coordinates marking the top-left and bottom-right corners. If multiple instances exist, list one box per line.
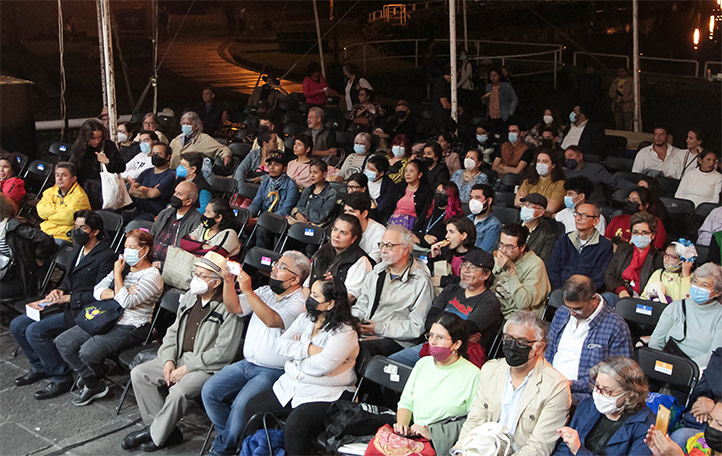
left=98, top=0, right=117, bottom=139
left=312, top=0, right=326, bottom=77
left=449, top=0, right=458, bottom=121
left=36, top=115, right=133, bottom=131
left=632, top=0, right=642, bottom=132
left=553, top=50, right=557, bottom=91
left=462, top=0, right=468, bottom=52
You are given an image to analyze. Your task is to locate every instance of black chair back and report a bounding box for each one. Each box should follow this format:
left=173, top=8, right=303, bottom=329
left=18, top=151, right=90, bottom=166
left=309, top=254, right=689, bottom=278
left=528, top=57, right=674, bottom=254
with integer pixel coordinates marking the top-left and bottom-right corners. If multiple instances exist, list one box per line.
left=279, top=223, right=326, bottom=251
left=353, top=356, right=414, bottom=401
left=231, top=206, right=251, bottom=236
left=499, top=173, right=521, bottom=191
left=208, top=175, right=237, bottom=198
left=229, top=142, right=252, bottom=160
left=48, top=142, right=71, bottom=161
left=660, top=197, right=696, bottom=238
left=637, top=347, right=700, bottom=408
left=604, top=156, right=634, bottom=173
left=491, top=206, right=521, bottom=225
left=96, top=209, right=126, bottom=251
left=615, top=297, right=666, bottom=340
left=493, top=191, right=516, bottom=208
left=542, top=289, right=564, bottom=322
left=242, top=247, right=281, bottom=274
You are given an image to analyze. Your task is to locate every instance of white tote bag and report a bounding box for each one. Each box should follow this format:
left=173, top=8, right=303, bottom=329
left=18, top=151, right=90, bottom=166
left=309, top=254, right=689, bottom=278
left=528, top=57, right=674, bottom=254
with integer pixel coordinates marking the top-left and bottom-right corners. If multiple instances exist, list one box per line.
left=100, top=163, right=133, bottom=209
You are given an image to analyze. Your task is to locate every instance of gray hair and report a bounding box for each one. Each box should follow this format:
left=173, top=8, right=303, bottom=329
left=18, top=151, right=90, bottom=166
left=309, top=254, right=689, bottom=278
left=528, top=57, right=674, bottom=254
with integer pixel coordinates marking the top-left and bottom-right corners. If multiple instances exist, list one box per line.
left=181, top=111, right=203, bottom=134
left=354, top=132, right=372, bottom=149
left=283, top=250, right=311, bottom=284
left=143, top=112, right=159, bottom=124
left=308, top=106, right=325, bottom=122
left=590, top=357, right=648, bottom=415
left=562, top=274, right=595, bottom=303
left=386, top=224, right=415, bottom=250
left=503, top=310, right=549, bottom=347
left=693, top=263, right=722, bottom=296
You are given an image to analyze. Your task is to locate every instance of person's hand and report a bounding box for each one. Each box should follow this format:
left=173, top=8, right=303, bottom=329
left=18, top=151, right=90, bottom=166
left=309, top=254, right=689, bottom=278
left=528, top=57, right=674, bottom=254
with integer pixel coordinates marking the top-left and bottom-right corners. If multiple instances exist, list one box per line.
left=691, top=396, right=715, bottom=423
left=251, top=177, right=262, bottom=184
left=645, top=425, right=685, bottom=456
left=424, top=235, right=438, bottom=246
left=100, top=289, right=115, bottom=300
left=468, top=332, right=481, bottom=344
left=517, top=189, right=528, bottom=200
left=410, top=424, right=431, bottom=439
left=557, top=427, right=581, bottom=455
left=126, top=176, right=135, bottom=186
left=114, top=256, right=126, bottom=275
left=170, top=365, right=188, bottom=384
left=430, top=241, right=445, bottom=258
left=295, top=213, right=308, bottom=223
left=237, top=270, right=253, bottom=294
left=495, top=250, right=510, bottom=270
left=27, top=301, right=44, bottom=311
left=359, top=320, right=376, bottom=335
left=46, top=289, right=64, bottom=302
left=152, top=261, right=162, bottom=270
left=127, top=284, right=139, bottom=295
left=393, top=423, right=411, bottom=436
left=682, top=259, right=693, bottom=277
left=223, top=155, right=231, bottom=166
left=619, top=290, right=631, bottom=298
left=96, top=152, right=110, bottom=164
left=163, top=360, right=175, bottom=386
left=308, top=343, right=323, bottom=355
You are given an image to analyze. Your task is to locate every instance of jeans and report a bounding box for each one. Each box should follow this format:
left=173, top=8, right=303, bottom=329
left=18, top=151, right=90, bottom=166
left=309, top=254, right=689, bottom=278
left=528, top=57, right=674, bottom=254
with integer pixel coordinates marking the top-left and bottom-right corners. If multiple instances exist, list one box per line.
left=10, top=313, right=73, bottom=383
left=201, top=360, right=283, bottom=456
left=359, top=337, right=404, bottom=357
left=670, top=427, right=702, bottom=450
left=388, top=343, right=423, bottom=367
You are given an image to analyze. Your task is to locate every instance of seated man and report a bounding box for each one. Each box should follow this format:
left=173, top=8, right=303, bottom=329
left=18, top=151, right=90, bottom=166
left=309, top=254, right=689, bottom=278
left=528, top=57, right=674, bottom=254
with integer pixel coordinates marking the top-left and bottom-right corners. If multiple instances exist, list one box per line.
left=545, top=275, right=632, bottom=404
left=546, top=202, right=613, bottom=291
left=201, top=251, right=309, bottom=456
left=467, top=184, right=502, bottom=253
left=452, top=311, right=572, bottom=456
left=305, top=106, right=337, bottom=157
left=390, top=249, right=502, bottom=367
left=121, top=130, right=158, bottom=181
left=343, top=192, right=386, bottom=263
left=519, top=193, right=560, bottom=262
left=247, top=74, right=288, bottom=114
left=150, top=180, right=202, bottom=267
left=36, top=161, right=91, bottom=244
left=134, top=112, right=169, bottom=144
left=563, top=145, right=634, bottom=203
left=560, top=105, right=605, bottom=158
left=492, top=224, right=551, bottom=319
left=122, top=252, right=243, bottom=452
left=631, top=125, right=683, bottom=178
left=251, top=115, right=285, bottom=152
left=351, top=225, right=434, bottom=356
left=193, top=87, right=227, bottom=137
left=555, top=175, right=606, bottom=233
left=10, top=210, right=116, bottom=400
left=128, top=142, right=176, bottom=221
left=169, top=111, right=231, bottom=169
left=491, top=122, right=530, bottom=178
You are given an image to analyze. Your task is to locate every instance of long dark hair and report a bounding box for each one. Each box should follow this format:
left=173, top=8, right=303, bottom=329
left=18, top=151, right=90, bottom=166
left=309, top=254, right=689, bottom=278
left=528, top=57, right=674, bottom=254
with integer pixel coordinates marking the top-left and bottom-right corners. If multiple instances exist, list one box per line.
left=310, top=214, right=364, bottom=283
left=313, top=276, right=358, bottom=333
left=434, top=312, right=469, bottom=358
left=208, top=197, right=239, bottom=231
left=70, top=118, right=108, bottom=166
left=523, top=149, right=565, bottom=185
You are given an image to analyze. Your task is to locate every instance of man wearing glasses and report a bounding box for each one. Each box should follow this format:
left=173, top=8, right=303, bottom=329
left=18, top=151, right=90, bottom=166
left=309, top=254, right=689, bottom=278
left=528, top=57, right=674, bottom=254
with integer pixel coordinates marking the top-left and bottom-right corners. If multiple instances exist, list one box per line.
left=452, top=311, right=571, bottom=455
left=546, top=201, right=613, bottom=291
left=491, top=224, right=551, bottom=319
left=200, top=251, right=310, bottom=456
left=351, top=225, right=434, bottom=356
left=545, top=274, right=632, bottom=404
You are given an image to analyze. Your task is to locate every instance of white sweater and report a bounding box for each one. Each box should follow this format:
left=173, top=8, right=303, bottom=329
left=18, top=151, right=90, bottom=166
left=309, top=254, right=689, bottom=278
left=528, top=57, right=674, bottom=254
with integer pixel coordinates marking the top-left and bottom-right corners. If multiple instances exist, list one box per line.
left=674, top=167, right=722, bottom=207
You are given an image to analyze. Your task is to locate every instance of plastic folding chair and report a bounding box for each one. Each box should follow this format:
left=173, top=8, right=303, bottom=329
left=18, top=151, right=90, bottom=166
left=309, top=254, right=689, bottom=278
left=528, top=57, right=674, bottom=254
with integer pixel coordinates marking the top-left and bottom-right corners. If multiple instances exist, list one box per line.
left=208, top=175, right=237, bottom=198
left=695, top=202, right=720, bottom=227
left=637, top=347, right=700, bottom=408
left=48, top=142, right=71, bottom=161
left=96, top=209, right=126, bottom=252
left=229, top=142, right=252, bottom=160
left=493, top=191, right=516, bottom=208
left=283, top=122, right=306, bottom=138
left=281, top=110, right=305, bottom=126
left=615, top=298, right=666, bottom=341
left=542, top=289, right=564, bottom=322
left=660, top=197, right=696, bottom=238
left=13, top=152, right=29, bottom=175
left=491, top=206, right=521, bottom=225
left=236, top=182, right=260, bottom=201
left=498, top=173, right=521, bottom=192
left=242, top=247, right=281, bottom=274
left=604, top=156, right=634, bottom=173
left=246, top=212, right=288, bottom=251
left=278, top=223, right=326, bottom=252
left=335, top=131, right=354, bottom=146
left=231, top=206, right=251, bottom=238
left=20, top=160, right=54, bottom=216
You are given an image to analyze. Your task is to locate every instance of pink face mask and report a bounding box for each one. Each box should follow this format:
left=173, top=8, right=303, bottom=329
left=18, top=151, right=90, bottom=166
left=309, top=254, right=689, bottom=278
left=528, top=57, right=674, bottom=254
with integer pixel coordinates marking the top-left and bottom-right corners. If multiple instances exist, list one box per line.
left=428, top=345, right=454, bottom=362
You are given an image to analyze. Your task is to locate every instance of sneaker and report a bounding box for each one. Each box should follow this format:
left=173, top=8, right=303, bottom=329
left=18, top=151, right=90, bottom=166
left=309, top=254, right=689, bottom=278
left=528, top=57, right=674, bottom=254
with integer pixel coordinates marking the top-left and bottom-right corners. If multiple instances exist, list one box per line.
left=72, top=383, right=109, bottom=406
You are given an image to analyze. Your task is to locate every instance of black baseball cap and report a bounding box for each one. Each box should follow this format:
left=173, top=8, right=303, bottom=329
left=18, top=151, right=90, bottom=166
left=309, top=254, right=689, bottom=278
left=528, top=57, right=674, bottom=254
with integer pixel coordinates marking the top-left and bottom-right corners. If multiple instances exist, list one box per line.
left=520, top=193, right=548, bottom=209
left=462, top=249, right=494, bottom=270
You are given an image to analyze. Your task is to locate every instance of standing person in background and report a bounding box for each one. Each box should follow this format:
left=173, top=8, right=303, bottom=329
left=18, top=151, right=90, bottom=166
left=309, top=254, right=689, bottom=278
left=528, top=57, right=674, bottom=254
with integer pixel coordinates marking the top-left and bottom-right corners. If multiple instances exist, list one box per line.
left=302, top=62, right=328, bottom=107
left=457, top=50, right=474, bottom=115
left=575, top=64, right=604, bottom=120
left=343, top=63, right=373, bottom=113
left=608, top=67, right=634, bottom=131
left=482, top=67, right=518, bottom=139
left=432, top=66, right=452, bottom=126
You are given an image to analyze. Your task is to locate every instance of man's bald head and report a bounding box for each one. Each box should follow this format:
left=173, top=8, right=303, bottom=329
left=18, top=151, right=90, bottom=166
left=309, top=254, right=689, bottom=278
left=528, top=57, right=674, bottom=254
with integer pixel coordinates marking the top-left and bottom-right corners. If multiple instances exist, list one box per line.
left=174, top=180, right=199, bottom=206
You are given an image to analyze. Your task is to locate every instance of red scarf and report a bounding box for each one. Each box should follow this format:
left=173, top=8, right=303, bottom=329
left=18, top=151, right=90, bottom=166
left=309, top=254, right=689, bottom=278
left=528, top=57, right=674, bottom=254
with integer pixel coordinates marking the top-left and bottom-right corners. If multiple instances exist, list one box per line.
left=621, top=245, right=651, bottom=293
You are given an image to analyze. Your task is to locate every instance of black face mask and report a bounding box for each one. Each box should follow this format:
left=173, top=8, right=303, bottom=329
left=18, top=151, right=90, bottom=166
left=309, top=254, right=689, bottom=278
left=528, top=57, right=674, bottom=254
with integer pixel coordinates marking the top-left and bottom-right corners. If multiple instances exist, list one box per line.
left=422, top=157, right=434, bottom=168
left=502, top=339, right=533, bottom=367
left=305, top=296, right=325, bottom=321
left=202, top=215, right=218, bottom=229
left=434, top=192, right=448, bottom=207
left=151, top=154, right=166, bottom=167
left=566, top=158, right=578, bottom=170
left=622, top=200, right=640, bottom=215
left=70, top=228, right=90, bottom=247
left=541, top=139, right=554, bottom=149
left=169, top=195, right=184, bottom=209
left=705, top=424, right=722, bottom=453
left=268, top=277, right=288, bottom=295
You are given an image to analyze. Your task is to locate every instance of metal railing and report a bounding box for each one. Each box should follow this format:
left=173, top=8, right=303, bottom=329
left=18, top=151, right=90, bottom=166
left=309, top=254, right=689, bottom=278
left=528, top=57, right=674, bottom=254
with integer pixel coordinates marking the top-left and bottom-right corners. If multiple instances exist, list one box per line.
left=573, top=51, right=711, bottom=79
left=369, top=1, right=432, bottom=23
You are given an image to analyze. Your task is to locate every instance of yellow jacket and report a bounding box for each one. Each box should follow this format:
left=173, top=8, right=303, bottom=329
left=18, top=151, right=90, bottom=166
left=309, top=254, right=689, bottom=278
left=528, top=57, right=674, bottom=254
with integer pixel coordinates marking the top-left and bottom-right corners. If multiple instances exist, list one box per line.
left=169, top=132, right=231, bottom=169
left=36, top=182, right=91, bottom=241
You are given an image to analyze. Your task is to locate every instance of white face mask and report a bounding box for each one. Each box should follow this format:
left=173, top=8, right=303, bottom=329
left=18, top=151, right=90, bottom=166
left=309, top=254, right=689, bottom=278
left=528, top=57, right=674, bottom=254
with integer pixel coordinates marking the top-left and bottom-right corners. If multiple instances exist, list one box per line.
left=536, top=163, right=550, bottom=176
left=543, top=115, right=553, bottom=125
left=189, top=276, right=210, bottom=295
left=592, top=390, right=624, bottom=416
left=469, top=198, right=486, bottom=215
left=117, top=132, right=128, bottom=143
left=464, top=157, right=477, bottom=171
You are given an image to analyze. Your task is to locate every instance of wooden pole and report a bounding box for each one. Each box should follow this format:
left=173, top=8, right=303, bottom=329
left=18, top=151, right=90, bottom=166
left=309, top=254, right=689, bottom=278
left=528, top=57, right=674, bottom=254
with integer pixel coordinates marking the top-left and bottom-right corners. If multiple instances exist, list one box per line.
left=449, top=0, right=458, bottom=121
left=632, top=0, right=642, bottom=132
left=98, top=0, right=117, bottom=138
left=312, top=0, right=326, bottom=77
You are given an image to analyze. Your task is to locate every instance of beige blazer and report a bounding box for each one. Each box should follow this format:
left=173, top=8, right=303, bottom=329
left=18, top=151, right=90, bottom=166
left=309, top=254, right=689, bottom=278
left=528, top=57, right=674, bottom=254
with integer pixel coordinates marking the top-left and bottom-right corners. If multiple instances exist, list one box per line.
left=454, top=357, right=571, bottom=456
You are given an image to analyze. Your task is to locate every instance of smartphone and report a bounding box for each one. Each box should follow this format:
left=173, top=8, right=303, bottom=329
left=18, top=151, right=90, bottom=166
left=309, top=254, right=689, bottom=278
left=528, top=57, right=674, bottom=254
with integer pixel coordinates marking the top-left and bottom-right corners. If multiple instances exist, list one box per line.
left=227, top=260, right=241, bottom=276
left=656, top=404, right=671, bottom=435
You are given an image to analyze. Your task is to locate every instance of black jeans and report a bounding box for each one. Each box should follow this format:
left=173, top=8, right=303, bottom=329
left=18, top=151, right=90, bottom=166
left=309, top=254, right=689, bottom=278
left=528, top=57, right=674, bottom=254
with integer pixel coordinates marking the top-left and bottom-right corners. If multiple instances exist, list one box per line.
left=359, top=337, right=404, bottom=357
left=243, top=389, right=352, bottom=456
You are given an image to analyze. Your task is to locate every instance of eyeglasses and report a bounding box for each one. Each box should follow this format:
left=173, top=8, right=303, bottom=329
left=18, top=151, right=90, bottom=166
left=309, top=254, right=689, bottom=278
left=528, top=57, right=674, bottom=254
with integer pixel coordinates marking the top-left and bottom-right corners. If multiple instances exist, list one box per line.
left=498, top=243, right=519, bottom=252
left=347, top=184, right=362, bottom=191
left=564, top=304, right=585, bottom=315
left=425, top=332, right=449, bottom=343
left=573, top=211, right=599, bottom=220
left=663, top=253, right=681, bottom=261
left=631, top=230, right=652, bottom=236
left=589, top=381, right=623, bottom=398
left=502, top=334, right=537, bottom=349
left=460, top=261, right=483, bottom=273
left=271, top=261, right=298, bottom=276
left=378, top=242, right=402, bottom=250
left=192, top=271, right=218, bottom=281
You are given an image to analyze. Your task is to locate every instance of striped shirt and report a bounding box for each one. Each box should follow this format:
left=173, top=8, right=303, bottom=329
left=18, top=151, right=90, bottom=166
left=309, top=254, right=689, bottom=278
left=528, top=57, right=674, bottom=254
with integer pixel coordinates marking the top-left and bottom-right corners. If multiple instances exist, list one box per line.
left=93, top=266, right=163, bottom=327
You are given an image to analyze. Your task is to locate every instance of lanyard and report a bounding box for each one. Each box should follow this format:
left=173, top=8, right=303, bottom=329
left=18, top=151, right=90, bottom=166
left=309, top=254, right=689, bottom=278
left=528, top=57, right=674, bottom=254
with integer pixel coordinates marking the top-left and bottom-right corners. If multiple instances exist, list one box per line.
left=426, top=212, right=445, bottom=233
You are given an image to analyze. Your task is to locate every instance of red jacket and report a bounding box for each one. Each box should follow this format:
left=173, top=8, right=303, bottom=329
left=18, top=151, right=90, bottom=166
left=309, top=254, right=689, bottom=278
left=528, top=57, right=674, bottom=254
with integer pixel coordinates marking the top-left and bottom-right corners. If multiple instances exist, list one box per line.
left=0, top=177, right=26, bottom=206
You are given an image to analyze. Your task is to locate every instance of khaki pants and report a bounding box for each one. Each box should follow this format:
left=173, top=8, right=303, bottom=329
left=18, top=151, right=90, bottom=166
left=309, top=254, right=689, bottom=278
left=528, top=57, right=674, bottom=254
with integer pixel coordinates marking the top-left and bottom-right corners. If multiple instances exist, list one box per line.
left=131, top=355, right=212, bottom=446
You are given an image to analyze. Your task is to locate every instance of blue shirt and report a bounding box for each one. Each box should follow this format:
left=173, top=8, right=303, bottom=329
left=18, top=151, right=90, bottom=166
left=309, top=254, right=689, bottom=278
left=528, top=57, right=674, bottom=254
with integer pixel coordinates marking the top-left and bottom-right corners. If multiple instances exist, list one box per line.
left=135, top=168, right=176, bottom=216
left=248, top=174, right=299, bottom=216
left=451, top=169, right=488, bottom=203
left=468, top=213, right=502, bottom=253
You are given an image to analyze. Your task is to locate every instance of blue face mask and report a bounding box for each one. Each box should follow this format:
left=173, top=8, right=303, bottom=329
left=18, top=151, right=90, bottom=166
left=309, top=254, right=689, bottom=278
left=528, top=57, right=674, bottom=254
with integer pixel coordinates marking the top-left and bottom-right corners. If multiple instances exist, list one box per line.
left=630, top=234, right=652, bottom=249
left=176, top=165, right=188, bottom=178
left=508, top=132, right=518, bottom=143
left=569, top=112, right=577, bottom=123
left=364, top=169, right=377, bottom=181
left=477, top=134, right=488, bottom=144
left=564, top=195, right=577, bottom=210
left=181, top=124, right=194, bottom=136
left=140, top=141, right=151, bottom=154
left=689, top=285, right=712, bottom=304
left=392, top=145, right=405, bottom=158
left=353, top=144, right=367, bottom=155
left=520, top=206, right=537, bottom=223
left=123, top=247, right=145, bottom=267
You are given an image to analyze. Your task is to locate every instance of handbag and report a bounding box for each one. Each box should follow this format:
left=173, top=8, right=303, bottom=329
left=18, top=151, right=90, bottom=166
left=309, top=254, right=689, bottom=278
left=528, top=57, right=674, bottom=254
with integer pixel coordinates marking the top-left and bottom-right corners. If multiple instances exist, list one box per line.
left=321, top=400, right=396, bottom=453
left=364, top=424, right=435, bottom=456
left=663, top=300, right=692, bottom=360
left=0, top=252, right=12, bottom=280
left=100, top=163, right=132, bottom=210
left=74, top=299, right=124, bottom=335
left=161, top=245, right=197, bottom=290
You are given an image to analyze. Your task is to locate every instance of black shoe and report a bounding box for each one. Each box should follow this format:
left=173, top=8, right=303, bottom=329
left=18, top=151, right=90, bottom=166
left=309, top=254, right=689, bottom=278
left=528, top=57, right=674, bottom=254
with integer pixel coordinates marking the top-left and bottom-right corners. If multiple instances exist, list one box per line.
left=34, top=381, right=72, bottom=400
left=121, top=426, right=151, bottom=450
left=72, top=383, right=109, bottom=406
left=14, top=371, right=47, bottom=386
left=140, top=428, right=183, bottom=452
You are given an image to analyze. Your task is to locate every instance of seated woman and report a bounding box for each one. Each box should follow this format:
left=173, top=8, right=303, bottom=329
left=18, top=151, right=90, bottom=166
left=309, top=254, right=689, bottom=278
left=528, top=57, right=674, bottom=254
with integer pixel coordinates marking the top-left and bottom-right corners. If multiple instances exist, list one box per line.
left=0, top=153, right=26, bottom=206
left=181, top=197, right=240, bottom=257
left=288, top=160, right=338, bottom=226
left=438, top=132, right=461, bottom=176
left=387, top=134, right=411, bottom=184
left=388, top=159, right=432, bottom=231
left=641, top=242, right=693, bottom=303
left=304, top=215, right=373, bottom=303
left=429, top=216, right=478, bottom=287
left=674, top=149, right=722, bottom=207
left=242, top=277, right=359, bottom=456
left=350, top=88, right=385, bottom=131
left=605, top=187, right=667, bottom=250
left=364, top=155, right=396, bottom=222
left=524, top=107, right=565, bottom=149
left=413, top=182, right=463, bottom=249
left=286, top=134, right=314, bottom=190
left=649, top=262, right=722, bottom=370
left=338, top=132, right=372, bottom=181
left=451, top=149, right=489, bottom=204
left=554, top=357, right=655, bottom=456
left=391, top=312, right=480, bottom=456
left=232, top=129, right=278, bottom=187
left=515, top=149, right=565, bottom=215
left=603, top=212, right=664, bottom=306
left=176, top=151, right=212, bottom=214
left=422, top=142, right=450, bottom=189
left=54, top=229, right=164, bottom=406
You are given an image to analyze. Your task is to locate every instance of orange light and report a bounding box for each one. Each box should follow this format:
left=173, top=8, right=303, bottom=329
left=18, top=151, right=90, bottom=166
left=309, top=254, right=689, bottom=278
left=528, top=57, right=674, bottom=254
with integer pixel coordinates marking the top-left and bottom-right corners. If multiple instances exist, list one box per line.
left=693, top=28, right=700, bottom=48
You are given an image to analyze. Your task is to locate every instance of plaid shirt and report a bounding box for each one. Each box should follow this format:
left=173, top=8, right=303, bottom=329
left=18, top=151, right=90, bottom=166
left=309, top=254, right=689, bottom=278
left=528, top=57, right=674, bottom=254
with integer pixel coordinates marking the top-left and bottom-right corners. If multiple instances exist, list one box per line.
left=545, top=301, right=632, bottom=403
